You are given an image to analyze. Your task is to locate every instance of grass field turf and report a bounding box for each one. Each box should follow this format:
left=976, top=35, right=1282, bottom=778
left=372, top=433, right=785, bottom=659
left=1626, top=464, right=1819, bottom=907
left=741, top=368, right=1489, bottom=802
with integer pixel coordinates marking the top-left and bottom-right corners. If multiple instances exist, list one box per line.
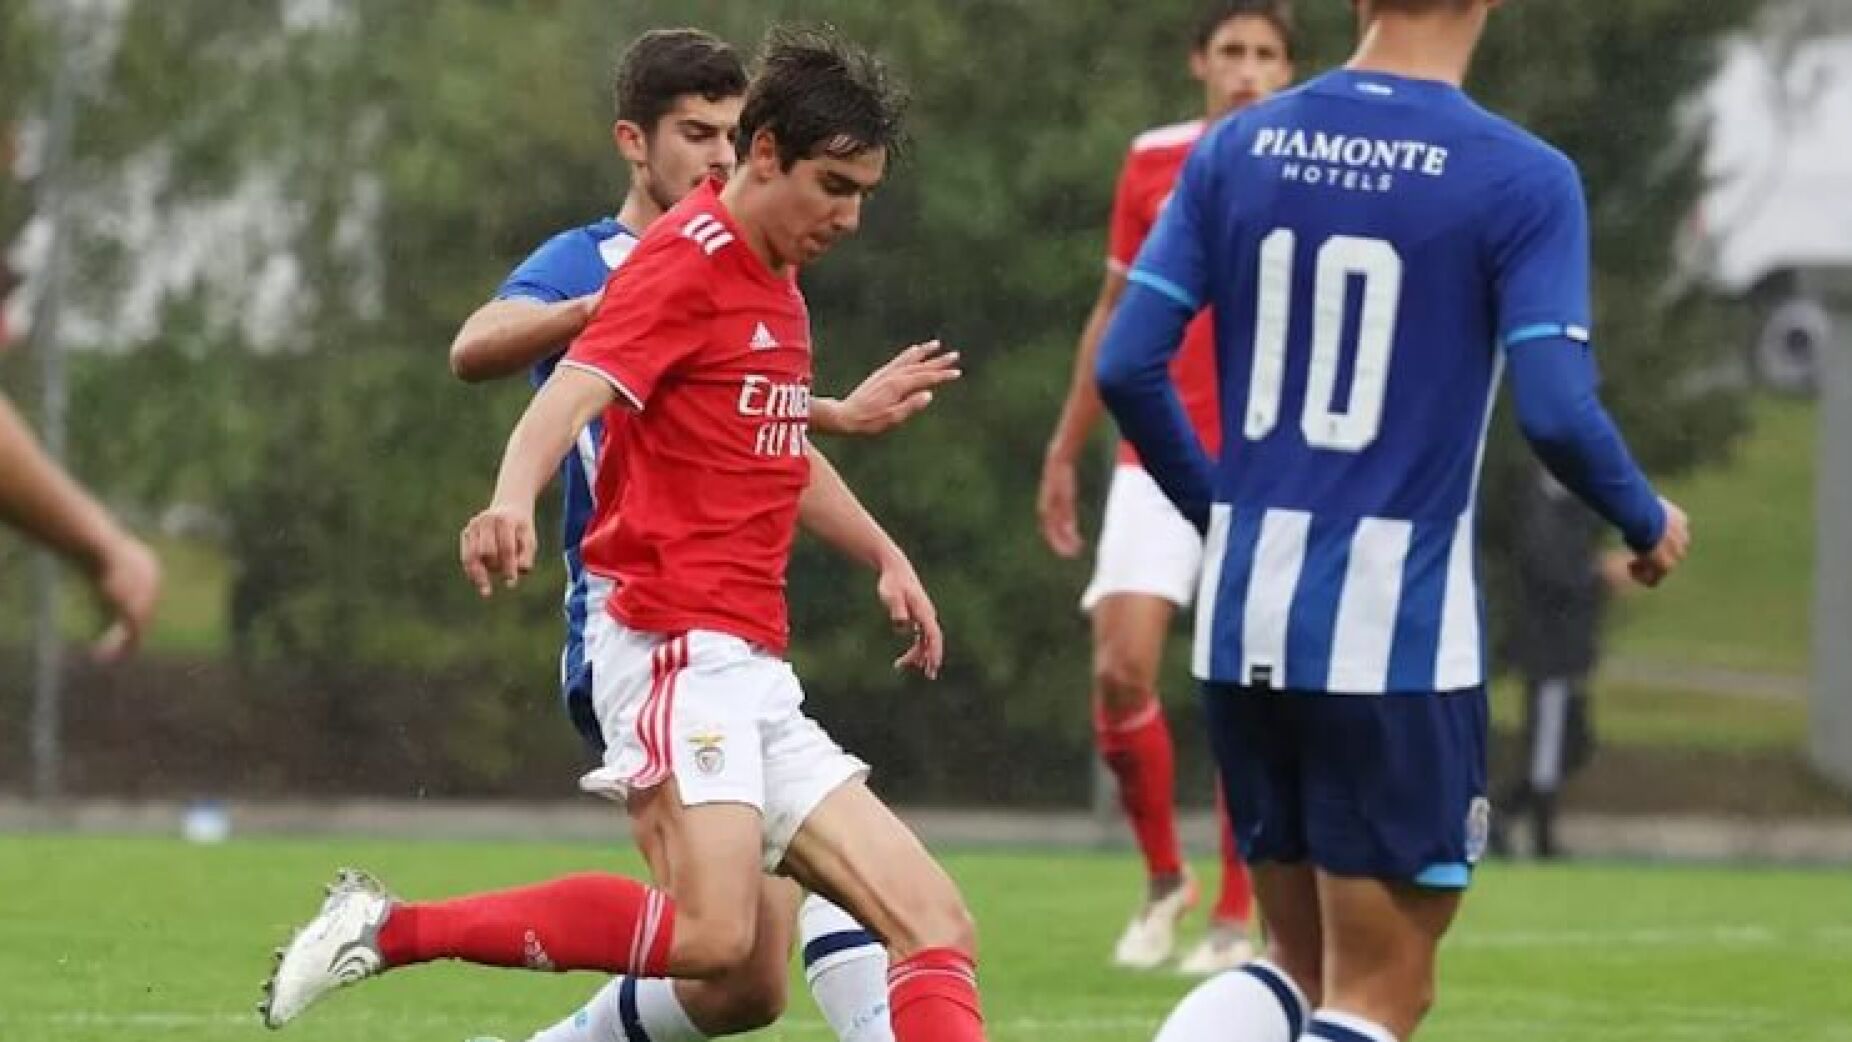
left=3, top=835, right=1850, bottom=1042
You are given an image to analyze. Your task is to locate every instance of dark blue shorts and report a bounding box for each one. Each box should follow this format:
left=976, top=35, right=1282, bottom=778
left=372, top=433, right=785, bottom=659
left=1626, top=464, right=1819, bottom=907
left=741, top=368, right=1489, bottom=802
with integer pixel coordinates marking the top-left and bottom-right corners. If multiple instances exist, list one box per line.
left=1203, top=682, right=1489, bottom=888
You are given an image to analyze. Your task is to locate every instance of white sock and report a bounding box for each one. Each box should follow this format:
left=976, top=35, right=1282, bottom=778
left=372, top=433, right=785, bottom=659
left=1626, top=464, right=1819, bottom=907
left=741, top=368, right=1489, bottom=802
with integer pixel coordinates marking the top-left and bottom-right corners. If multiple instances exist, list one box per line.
left=1153, top=959, right=1309, bottom=1042
left=526, top=976, right=705, bottom=1042
left=799, top=893, right=892, bottom=1042
left=1303, top=1010, right=1398, bottom=1042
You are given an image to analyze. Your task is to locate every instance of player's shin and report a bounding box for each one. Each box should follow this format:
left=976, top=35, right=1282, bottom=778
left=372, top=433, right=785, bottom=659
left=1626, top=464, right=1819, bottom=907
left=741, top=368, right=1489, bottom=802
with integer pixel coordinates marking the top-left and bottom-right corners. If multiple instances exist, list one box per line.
left=887, top=947, right=985, bottom=1042
left=801, top=893, right=894, bottom=1042
left=378, top=873, right=675, bottom=975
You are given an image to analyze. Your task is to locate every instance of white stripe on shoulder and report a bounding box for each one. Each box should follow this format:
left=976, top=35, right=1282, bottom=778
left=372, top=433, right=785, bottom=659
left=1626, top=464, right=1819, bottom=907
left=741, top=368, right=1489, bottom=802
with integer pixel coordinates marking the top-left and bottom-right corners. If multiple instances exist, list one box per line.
left=598, top=231, right=639, bottom=271
left=1131, top=119, right=1204, bottom=153
left=557, top=360, right=644, bottom=411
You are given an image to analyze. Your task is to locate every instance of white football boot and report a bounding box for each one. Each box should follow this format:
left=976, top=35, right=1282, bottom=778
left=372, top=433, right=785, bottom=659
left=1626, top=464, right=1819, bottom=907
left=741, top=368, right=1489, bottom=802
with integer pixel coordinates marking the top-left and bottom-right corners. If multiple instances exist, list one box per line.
left=260, top=867, right=395, bottom=1028
left=1176, top=925, right=1257, bottom=976
left=1110, top=872, right=1197, bottom=969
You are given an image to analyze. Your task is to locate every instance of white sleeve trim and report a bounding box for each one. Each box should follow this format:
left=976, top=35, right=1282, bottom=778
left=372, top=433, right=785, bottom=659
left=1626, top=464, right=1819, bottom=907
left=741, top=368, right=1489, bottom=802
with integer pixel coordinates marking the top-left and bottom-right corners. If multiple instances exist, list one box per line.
left=558, top=360, right=645, bottom=411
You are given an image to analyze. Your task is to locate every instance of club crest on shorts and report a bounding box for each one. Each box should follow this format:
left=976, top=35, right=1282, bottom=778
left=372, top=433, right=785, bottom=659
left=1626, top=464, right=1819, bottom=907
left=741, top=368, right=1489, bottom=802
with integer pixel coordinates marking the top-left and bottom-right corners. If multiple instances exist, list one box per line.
left=689, top=730, right=726, bottom=776
left=1464, top=796, right=1492, bottom=864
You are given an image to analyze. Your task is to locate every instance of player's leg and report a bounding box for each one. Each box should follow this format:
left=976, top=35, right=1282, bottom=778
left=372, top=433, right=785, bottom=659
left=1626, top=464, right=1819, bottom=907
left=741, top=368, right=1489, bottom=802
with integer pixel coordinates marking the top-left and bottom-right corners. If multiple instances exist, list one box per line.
left=517, top=882, right=891, bottom=1042
left=1299, top=687, right=1489, bottom=1042
left=1527, top=676, right=1575, bottom=859
left=799, top=888, right=895, bottom=1042
left=1178, top=777, right=1260, bottom=974
left=779, top=780, right=984, bottom=1042
left=1092, top=591, right=1191, bottom=954
left=1487, top=677, right=1542, bottom=858
left=1309, top=875, right=1461, bottom=1042
left=521, top=876, right=796, bottom=1042
left=367, top=785, right=760, bottom=977
left=1153, top=685, right=1317, bottom=1042
left=1081, top=465, right=1208, bottom=967
left=258, top=805, right=749, bottom=1029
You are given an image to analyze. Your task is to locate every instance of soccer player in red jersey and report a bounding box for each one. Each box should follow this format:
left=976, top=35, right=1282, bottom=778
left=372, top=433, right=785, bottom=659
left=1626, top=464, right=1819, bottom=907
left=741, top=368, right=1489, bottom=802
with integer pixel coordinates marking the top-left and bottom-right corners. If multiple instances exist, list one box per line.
left=1037, top=1, right=1294, bottom=974
left=263, top=28, right=988, bottom=1042
left=443, top=29, right=953, bottom=1042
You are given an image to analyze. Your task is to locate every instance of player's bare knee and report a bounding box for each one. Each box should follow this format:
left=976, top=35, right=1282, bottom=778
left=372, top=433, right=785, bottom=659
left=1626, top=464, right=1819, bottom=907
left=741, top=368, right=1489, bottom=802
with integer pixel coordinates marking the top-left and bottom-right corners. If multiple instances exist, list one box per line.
left=886, top=887, right=977, bottom=959
left=1092, top=651, right=1158, bottom=710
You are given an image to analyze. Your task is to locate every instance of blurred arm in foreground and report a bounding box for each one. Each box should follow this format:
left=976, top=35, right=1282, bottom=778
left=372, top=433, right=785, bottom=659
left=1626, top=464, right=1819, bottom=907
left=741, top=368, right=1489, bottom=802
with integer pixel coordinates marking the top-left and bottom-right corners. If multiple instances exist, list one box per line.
left=0, top=393, right=161, bottom=659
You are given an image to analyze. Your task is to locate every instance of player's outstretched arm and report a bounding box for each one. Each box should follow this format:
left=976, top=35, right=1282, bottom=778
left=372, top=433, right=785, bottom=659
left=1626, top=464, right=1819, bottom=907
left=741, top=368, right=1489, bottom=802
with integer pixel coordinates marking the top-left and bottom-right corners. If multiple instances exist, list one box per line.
left=0, top=394, right=162, bottom=659
left=797, top=445, right=943, bottom=678
left=1037, top=270, right=1128, bottom=558
left=1507, top=339, right=1690, bottom=586
left=811, top=340, right=961, bottom=436
left=448, top=293, right=604, bottom=383
left=461, top=368, right=614, bottom=596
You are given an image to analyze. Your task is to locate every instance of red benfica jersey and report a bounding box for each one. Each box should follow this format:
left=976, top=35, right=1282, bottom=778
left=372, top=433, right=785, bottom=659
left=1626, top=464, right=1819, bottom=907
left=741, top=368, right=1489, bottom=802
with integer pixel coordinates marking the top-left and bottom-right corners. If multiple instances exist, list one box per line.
left=565, top=179, right=811, bottom=654
left=1107, top=119, right=1221, bottom=464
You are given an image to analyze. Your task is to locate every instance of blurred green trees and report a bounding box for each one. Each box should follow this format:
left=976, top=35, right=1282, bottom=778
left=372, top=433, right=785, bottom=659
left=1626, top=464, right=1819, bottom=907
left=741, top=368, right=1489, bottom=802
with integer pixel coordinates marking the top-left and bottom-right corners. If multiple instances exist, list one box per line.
left=4, top=0, right=1761, bottom=797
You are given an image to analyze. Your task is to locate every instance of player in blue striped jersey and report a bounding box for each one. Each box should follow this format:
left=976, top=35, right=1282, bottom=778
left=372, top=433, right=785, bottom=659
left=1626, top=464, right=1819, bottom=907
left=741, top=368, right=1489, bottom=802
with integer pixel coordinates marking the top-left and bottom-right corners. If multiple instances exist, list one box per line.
left=445, top=30, right=955, bottom=1042
left=1098, top=3, right=1690, bottom=1041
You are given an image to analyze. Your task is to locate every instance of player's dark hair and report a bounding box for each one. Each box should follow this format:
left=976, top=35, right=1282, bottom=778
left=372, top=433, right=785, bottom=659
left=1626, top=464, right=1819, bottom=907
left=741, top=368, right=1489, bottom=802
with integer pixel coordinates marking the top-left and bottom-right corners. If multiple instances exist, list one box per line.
left=1194, top=0, right=1297, bottom=58
left=613, top=28, right=747, bottom=133
left=736, top=25, right=909, bottom=170
left=1363, top=0, right=1477, bottom=14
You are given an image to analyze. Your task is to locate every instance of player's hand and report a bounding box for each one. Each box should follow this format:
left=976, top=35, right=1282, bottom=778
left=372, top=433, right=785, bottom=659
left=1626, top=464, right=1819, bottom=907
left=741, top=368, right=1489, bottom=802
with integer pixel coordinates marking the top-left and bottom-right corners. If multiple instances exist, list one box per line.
left=1598, top=549, right=1636, bottom=593
left=876, top=559, right=943, bottom=679
left=88, top=532, right=162, bottom=662
left=1037, top=452, right=1084, bottom=558
left=834, top=340, right=961, bottom=436
left=1629, top=497, right=1690, bottom=588
left=460, top=503, right=537, bottom=597
left=575, top=287, right=605, bottom=328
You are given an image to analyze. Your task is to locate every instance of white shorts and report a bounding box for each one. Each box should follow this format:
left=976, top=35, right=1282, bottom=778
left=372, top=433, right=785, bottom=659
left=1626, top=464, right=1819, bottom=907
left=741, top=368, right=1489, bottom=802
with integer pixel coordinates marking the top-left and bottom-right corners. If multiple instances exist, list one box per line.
left=1080, top=464, right=1205, bottom=612
left=577, top=585, right=868, bottom=873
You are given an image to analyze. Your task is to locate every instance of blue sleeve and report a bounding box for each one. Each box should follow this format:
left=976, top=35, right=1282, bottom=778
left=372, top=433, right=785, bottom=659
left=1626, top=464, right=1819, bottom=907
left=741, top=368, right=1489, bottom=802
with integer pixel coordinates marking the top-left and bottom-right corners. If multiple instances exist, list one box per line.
left=1096, top=284, right=1215, bottom=529
left=1488, top=151, right=1592, bottom=345
left=1507, top=336, right=1665, bottom=553
left=495, top=231, right=593, bottom=305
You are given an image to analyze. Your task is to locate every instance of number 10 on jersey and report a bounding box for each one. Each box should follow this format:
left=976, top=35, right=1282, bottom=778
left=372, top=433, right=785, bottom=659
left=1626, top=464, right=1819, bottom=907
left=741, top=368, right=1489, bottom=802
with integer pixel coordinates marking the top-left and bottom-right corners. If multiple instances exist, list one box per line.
left=1244, top=230, right=1404, bottom=453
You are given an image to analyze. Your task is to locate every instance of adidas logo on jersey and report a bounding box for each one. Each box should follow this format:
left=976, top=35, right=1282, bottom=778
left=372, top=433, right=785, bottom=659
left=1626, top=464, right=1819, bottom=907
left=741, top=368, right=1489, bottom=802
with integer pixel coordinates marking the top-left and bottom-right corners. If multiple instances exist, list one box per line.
left=681, top=213, right=735, bottom=256
left=748, top=322, right=780, bottom=351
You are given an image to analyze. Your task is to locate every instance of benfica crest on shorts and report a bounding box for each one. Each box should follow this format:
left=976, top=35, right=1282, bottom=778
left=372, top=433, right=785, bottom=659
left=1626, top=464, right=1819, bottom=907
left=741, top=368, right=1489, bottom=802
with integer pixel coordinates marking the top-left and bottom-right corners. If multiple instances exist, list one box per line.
left=689, top=730, right=727, bottom=776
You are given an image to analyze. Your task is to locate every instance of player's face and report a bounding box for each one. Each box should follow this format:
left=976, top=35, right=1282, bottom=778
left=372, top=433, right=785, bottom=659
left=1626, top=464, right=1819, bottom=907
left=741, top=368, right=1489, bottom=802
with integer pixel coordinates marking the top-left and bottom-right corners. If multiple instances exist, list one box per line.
left=1191, top=15, right=1293, bottom=119
left=760, top=142, right=888, bottom=267
left=616, top=94, right=744, bottom=213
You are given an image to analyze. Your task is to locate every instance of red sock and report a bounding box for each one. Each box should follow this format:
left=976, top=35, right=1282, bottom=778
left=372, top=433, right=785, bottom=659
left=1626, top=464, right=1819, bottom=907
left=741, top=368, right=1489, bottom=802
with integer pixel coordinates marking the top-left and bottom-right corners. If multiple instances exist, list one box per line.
left=1094, top=697, right=1182, bottom=879
left=376, top=873, right=674, bottom=975
left=888, top=947, right=985, bottom=1042
left=1212, top=778, right=1254, bottom=924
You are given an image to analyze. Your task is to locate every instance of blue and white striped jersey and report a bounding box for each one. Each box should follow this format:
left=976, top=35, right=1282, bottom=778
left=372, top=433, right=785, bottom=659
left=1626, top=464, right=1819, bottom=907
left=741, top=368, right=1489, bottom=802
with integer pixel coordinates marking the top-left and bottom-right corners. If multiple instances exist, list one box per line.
left=1129, top=70, right=1592, bottom=694
left=494, top=218, right=639, bottom=696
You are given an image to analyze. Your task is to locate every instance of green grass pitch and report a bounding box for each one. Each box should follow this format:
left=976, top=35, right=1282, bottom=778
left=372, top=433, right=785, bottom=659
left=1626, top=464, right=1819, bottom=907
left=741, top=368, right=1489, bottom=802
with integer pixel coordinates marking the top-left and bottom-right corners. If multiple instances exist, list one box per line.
left=3, top=835, right=1850, bottom=1041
